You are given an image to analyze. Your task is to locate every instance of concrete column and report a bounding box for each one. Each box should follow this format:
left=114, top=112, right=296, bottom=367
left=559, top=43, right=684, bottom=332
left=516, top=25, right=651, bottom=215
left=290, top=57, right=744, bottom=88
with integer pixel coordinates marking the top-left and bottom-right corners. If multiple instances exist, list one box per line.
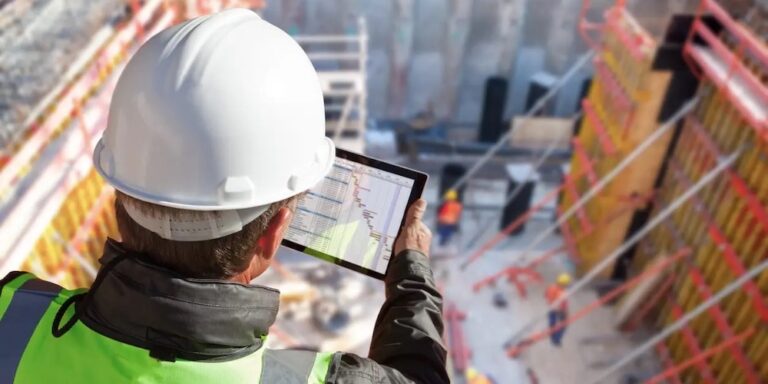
left=545, top=0, right=582, bottom=74
left=387, top=0, right=415, bottom=118
left=280, top=0, right=304, bottom=35
left=436, top=0, right=472, bottom=119
left=496, top=0, right=526, bottom=75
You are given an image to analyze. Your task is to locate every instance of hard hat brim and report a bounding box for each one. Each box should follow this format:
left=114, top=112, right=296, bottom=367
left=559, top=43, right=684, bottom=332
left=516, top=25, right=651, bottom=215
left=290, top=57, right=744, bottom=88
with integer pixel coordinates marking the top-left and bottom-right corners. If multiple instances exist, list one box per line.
left=122, top=200, right=271, bottom=241
left=94, top=136, right=336, bottom=211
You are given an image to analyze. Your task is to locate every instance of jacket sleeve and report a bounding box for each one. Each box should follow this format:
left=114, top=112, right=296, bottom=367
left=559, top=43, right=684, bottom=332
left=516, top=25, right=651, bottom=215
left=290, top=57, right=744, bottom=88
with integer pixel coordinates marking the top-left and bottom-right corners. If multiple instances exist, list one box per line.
left=325, top=250, right=449, bottom=384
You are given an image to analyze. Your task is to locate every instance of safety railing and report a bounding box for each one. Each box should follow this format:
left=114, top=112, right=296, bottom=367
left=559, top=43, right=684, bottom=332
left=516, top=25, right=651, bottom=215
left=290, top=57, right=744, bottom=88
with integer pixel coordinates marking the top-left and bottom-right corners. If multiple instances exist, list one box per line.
left=683, top=0, right=768, bottom=138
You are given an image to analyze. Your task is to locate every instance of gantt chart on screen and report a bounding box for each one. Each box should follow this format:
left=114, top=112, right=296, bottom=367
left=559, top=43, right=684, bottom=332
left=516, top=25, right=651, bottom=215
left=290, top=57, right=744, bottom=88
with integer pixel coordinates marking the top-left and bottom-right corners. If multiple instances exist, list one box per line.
left=285, top=158, right=414, bottom=274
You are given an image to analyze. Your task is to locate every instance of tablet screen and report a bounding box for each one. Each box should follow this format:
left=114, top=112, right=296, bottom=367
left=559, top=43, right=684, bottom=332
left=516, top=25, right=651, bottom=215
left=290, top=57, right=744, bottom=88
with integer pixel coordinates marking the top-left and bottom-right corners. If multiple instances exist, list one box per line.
left=283, top=150, right=425, bottom=279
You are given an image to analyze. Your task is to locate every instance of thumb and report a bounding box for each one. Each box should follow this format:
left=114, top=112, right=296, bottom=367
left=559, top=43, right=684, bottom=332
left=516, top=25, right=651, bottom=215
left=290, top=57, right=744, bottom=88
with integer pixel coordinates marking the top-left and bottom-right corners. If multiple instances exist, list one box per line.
left=405, top=199, right=427, bottom=225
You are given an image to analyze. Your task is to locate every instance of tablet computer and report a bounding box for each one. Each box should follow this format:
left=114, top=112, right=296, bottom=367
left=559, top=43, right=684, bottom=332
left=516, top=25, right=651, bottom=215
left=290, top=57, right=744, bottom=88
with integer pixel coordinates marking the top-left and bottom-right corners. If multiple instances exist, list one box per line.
left=282, top=148, right=428, bottom=280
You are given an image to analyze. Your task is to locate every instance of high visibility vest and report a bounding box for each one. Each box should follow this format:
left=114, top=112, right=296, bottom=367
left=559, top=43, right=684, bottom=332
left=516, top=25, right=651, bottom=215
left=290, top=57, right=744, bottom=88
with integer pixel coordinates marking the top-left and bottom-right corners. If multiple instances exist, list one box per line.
left=0, top=272, right=333, bottom=383
left=437, top=201, right=462, bottom=225
left=544, top=284, right=567, bottom=312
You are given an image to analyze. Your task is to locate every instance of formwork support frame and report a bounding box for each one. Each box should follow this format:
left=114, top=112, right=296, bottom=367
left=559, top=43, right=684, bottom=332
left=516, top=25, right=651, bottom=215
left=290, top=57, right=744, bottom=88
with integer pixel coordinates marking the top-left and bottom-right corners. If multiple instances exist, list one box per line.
left=504, top=148, right=740, bottom=346
left=588, top=256, right=768, bottom=384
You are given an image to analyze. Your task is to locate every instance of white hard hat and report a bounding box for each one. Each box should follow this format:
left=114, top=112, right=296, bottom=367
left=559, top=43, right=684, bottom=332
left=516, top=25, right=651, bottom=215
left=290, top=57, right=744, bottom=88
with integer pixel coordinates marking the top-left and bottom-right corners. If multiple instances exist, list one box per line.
left=94, top=9, right=335, bottom=240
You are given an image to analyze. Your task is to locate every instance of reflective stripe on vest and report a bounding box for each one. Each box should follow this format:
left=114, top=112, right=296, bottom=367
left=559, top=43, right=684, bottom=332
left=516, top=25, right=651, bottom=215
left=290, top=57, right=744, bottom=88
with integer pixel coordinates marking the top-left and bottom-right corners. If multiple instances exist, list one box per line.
left=0, top=273, right=334, bottom=383
left=0, top=272, right=36, bottom=320
left=0, top=275, right=61, bottom=383
left=262, top=349, right=334, bottom=383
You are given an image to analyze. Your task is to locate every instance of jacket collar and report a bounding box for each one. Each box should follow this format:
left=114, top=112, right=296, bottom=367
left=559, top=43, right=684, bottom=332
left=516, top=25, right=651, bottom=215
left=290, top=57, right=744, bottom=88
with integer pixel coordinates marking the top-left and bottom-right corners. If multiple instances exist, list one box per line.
left=80, top=239, right=280, bottom=361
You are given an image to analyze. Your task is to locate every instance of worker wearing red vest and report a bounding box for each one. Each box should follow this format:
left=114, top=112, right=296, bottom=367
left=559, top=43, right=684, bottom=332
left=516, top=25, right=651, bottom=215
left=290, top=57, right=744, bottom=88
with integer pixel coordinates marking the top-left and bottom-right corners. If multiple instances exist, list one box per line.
left=545, top=273, right=571, bottom=347
left=437, top=189, right=462, bottom=246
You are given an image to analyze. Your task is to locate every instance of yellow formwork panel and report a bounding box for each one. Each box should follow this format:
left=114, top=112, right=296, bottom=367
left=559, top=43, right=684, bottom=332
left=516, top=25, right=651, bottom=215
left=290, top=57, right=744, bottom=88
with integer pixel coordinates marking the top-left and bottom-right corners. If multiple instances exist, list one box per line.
left=558, top=9, right=676, bottom=278
left=20, top=170, right=117, bottom=289
left=639, top=74, right=768, bottom=383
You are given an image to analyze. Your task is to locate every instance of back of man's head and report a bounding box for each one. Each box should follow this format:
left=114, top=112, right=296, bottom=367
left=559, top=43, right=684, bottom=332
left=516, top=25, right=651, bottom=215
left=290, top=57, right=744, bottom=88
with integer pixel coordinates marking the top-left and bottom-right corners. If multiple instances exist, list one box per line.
left=115, top=191, right=295, bottom=279
left=93, top=8, right=335, bottom=279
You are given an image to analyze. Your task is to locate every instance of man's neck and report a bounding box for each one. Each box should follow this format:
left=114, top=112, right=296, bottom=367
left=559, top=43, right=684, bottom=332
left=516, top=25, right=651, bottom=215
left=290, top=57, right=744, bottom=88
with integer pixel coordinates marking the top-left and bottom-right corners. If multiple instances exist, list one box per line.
left=229, top=272, right=252, bottom=284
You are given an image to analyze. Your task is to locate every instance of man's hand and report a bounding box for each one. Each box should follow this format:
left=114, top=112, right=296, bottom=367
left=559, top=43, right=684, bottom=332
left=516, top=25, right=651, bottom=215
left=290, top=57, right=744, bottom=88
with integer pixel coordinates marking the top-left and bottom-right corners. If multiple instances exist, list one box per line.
left=394, top=199, right=432, bottom=257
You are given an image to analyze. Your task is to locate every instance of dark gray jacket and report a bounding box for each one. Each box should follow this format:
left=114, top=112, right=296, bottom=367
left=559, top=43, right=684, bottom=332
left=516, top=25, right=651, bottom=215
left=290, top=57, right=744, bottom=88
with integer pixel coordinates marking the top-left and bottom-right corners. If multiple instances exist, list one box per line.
left=329, top=250, right=448, bottom=383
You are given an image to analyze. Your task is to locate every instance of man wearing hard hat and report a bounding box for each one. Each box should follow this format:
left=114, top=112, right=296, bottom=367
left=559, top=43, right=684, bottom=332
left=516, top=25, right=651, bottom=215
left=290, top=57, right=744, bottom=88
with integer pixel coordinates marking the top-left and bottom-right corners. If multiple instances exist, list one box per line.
left=436, top=189, right=462, bottom=246
left=544, top=273, right=572, bottom=347
left=0, top=9, right=447, bottom=383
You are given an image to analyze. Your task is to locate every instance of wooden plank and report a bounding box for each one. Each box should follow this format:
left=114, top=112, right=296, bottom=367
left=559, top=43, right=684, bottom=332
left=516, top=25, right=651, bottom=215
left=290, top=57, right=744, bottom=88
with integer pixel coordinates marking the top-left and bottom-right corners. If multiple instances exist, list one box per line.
left=509, top=116, right=572, bottom=150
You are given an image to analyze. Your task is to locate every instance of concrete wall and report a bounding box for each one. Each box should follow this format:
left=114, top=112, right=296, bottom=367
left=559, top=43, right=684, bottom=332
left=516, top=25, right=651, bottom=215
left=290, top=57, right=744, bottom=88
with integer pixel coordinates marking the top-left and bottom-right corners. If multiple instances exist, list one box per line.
left=261, top=0, right=681, bottom=123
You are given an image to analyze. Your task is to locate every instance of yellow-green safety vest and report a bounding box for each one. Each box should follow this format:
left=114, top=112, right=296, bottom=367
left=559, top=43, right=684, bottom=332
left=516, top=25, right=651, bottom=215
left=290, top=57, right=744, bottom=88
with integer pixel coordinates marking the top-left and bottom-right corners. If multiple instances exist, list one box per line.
left=0, top=272, right=333, bottom=383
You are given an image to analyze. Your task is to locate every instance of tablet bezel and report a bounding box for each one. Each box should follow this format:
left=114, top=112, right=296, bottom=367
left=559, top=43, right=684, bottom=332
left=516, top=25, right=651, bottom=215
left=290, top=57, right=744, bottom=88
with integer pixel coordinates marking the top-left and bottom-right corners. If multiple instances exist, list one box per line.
left=281, top=147, right=428, bottom=280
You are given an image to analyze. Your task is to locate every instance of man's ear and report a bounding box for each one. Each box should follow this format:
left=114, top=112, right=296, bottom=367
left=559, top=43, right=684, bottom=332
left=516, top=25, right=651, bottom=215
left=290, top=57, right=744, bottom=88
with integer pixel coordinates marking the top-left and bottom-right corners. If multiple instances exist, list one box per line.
left=256, top=206, right=293, bottom=261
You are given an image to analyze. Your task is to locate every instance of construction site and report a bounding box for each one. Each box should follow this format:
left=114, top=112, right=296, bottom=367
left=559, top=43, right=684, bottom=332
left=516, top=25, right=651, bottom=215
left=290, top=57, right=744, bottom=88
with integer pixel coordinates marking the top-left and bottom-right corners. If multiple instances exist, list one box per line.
left=1, top=0, right=767, bottom=382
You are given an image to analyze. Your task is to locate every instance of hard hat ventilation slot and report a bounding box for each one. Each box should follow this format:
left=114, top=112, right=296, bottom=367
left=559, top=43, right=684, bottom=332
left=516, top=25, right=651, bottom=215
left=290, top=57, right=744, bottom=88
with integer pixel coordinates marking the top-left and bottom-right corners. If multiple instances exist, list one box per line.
left=219, top=176, right=256, bottom=205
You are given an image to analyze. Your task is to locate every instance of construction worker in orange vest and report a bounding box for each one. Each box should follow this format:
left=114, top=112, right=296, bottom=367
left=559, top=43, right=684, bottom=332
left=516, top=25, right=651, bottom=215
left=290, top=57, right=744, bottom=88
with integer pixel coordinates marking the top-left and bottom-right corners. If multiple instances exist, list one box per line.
left=437, top=189, right=462, bottom=246
left=545, top=273, right=571, bottom=347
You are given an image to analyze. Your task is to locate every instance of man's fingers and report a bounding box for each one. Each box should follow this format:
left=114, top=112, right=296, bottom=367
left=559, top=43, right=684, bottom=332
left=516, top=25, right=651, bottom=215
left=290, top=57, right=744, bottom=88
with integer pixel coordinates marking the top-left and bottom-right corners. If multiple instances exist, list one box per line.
left=394, top=199, right=431, bottom=257
left=406, top=199, right=427, bottom=225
